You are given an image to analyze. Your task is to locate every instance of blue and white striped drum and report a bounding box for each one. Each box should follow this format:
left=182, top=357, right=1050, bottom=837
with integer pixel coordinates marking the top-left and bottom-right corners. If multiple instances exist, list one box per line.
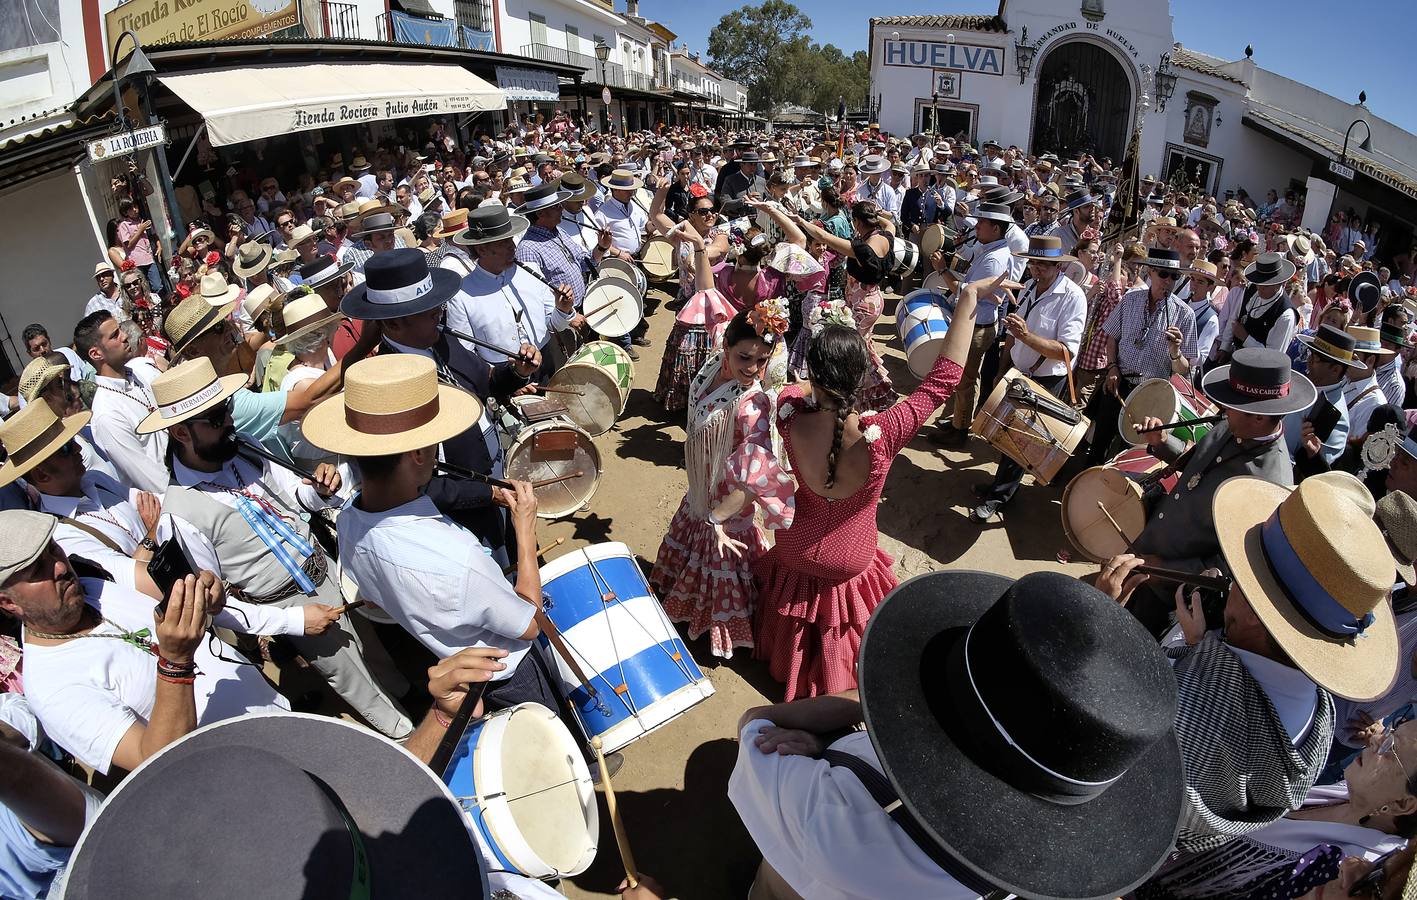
left=896, top=289, right=955, bottom=378
left=441, top=703, right=599, bottom=880
left=539, top=542, right=715, bottom=754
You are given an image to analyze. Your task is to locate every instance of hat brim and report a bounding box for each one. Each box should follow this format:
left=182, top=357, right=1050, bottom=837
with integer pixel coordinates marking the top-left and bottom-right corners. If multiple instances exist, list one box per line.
left=1016, top=251, right=1078, bottom=264
left=860, top=571, right=1184, bottom=899
left=339, top=267, right=462, bottom=321
left=518, top=188, right=575, bottom=215
left=858, top=162, right=890, bottom=175
left=61, top=712, right=486, bottom=898
left=1295, top=333, right=1370, bottom=371
left=1243, top=257, right=1298, bottom=286
left=201, top=285, right=243, bottom=308
left=136, top=373, right=246, bottom=434
left=302, top=381, right=482, bottom=456
left=452, top=215, right=531, bottom=247
left=600, top=175, right=645, bottom=191
left=431, top=221, right=468, bottom=240
left=0, top=410, right=92, bottom=487
left=972, top=210, right=1015, bottom=224
left=1214, top=478, right=1400, bottom=702
left=276, top=309, right=345, bottom=345
left=1201, top=363, right=1317, bottom=415
left=305, top=259, right=356, bottom=289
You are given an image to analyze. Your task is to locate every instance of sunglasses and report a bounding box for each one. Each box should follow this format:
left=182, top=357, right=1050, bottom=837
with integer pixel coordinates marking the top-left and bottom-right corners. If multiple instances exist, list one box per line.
left=692, top=206, right=715, bottom=216
left=1153, top=270, right=1179, bottom=280
left=54, top=440, right=79, bottom=458
left=195, top=398, right=232, bottom=428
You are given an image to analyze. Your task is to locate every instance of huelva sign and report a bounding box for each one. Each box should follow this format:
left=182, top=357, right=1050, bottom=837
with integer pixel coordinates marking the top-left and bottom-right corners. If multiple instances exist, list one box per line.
left=105, top=0, right=299, bottom=57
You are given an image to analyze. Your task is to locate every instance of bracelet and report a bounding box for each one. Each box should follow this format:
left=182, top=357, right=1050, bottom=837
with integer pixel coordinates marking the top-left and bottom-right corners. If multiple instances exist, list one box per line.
left=433, top=708, right=452, bottom=728
left=156, top=655, right=197, bottom=674
left=157, top=672, right=196, bottom=685
left=707, top=509, right=723, bottom=525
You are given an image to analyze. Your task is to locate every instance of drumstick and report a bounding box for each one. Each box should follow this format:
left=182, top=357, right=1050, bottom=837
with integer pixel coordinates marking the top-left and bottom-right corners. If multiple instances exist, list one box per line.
left=1096, top=501, right=1135, bottom=551
left=531, top=470, right=585, bottom=489
left=433, top=460, right=516, bottom=491
left=336, top=599, right=366, bottom=615
left=436, top=323, right=538, bottom=367
left=584, top=298, right=620, bottom=319
left=1132, top=413, right=1225, bottom=435
left=1132, top=564, right=1232, bottom=593
left=535, top=609, right=600, bottom=699
left=428, top=680, right=491, bottom=777
left=592, top=734, right=640, bottom=890
left=531, top=384, right=585, bottom=396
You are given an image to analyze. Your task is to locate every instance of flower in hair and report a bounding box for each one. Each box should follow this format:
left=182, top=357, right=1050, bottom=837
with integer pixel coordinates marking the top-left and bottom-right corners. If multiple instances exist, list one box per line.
left=807, top=298, right=857, bottom=335
left=748, top=297, right=790, bottom=343
left=119, top=258, right=137, bottom=271
left=1079, top=227, right=1100, bottom=243
left=863, top=423, right=882, bottom=443
left=204, top=250, right=222, bottom=266
left=1212, top=235, right=1229, bottom=252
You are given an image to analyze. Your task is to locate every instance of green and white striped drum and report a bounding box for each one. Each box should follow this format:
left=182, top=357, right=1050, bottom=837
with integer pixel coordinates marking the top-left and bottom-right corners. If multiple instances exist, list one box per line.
left=1119, top=374, right=1220, bottom=447
left=568, top=341, right=634, bottom=409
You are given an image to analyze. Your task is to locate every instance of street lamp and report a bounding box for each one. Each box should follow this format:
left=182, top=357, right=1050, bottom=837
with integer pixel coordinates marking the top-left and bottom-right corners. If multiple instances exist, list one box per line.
left=594, top=40, right=610, bottom=135
left=1341, top=118, right=1373, bottom=165
left=1154, top=52, right=1178, bottom=113
left=109, top=31, right=180, bottom=284
left=931, top=89, right=939, bottom=142
left=1014, top=26, right=1037, bottom=84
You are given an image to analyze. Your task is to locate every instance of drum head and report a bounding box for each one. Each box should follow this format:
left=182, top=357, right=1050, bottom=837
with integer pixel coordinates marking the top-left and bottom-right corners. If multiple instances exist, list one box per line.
left=1118, top=378, right=1179, bottom=446
left=920, top=224, right=946, bottom=260
left=1061, top=466, right=1148, bottom=564
left=495, top=704, right=598, bottom=876
left=598, top=257, right=646, bottom=296
left=549, top=362, right=622, bottom=435
left=584, top=276, right=643, bottom=338
left=922, top=270, right=951, bottom=294
left=571, top=341, right=634, bottom=396
left=641, top=238, right=676, bottom=279
left=506, top=421, right=601, bottom=519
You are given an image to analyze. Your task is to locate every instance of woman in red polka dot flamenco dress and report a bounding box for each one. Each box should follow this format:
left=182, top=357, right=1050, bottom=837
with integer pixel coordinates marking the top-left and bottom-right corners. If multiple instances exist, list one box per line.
left=755, top=274, right=1010, bottom=700
left=651, top=300, right=795, bottom=659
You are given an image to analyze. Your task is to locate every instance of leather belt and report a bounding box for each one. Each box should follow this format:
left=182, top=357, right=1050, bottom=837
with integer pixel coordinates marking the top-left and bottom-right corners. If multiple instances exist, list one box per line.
left=228, top=543, right=328, bottom=605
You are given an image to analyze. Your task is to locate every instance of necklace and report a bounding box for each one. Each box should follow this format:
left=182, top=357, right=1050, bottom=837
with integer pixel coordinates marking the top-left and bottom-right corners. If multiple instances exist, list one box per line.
left=94, top=379, right=156, bottom=413
left=79, top=508, right=141, bottom=545
left=26, top=611, right=156, bottom=655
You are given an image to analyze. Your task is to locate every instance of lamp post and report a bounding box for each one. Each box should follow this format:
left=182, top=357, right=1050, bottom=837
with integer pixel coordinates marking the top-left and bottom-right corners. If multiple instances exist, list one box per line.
left=1154, top=52, right=1177, bottom=113
left=110, top=30, right=181, bottom=287
left=594, top=40, right=611, bottom=135
left=931, top=89, right=939, bottom=142
left=1341, top=117, right=1373, bottom=167
left=1013, top=26, right=1037, bottom=85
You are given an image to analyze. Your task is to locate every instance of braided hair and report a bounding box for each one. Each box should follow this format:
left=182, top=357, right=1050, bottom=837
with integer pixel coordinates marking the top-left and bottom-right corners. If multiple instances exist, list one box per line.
left=806, top=324, right=869, bottom=488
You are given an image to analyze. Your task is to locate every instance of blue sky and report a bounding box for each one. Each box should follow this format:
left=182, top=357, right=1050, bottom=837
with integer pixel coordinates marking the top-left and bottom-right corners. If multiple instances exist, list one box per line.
left=654, top=0, right=1417, bottom=133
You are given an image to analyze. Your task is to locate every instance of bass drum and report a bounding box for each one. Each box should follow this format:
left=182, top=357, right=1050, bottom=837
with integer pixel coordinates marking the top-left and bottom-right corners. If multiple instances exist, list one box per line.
left=639, top=237, right=676, bottom=282
left=598, top=256, right=647, bottom=298
left=503, top=408, right=602, bottom=520
left=548, top=361, right=623, bottom=435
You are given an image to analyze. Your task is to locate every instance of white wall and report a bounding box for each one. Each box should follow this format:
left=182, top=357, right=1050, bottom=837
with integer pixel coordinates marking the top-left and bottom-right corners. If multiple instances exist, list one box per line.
left=0, top=168, right=105, bottom=367
left=497, top=0, right=628, bottom=71
left=0, top=0, right=89, bottom=140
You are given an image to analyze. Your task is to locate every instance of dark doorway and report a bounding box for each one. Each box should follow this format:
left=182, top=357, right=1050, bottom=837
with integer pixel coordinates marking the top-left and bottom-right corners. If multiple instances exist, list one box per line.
left=918, top=105, right=974, bottom=143
left=1031, top=41, right=1132, bottom=162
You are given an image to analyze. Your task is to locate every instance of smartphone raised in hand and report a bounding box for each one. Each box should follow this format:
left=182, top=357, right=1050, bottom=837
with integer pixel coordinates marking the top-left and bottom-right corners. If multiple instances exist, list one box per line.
left=148, top=537, right=196, bottom=616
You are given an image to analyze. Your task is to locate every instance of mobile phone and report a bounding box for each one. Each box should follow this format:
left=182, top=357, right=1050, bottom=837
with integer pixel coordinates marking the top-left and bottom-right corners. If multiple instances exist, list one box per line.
left=148, top=538, right=196, bottom=615
left=1349, top=843, right=1405, bottom=896
left=1309, top=392, right=1342, bottom=443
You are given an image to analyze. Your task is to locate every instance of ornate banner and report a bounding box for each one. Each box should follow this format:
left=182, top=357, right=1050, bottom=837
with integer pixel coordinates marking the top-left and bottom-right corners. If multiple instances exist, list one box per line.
left=105, top=0, right=299, bottom=57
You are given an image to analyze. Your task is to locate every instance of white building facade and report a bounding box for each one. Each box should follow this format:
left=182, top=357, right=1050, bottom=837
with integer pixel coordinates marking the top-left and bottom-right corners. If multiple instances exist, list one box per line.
left=869, top=0, right=1417, bottom=256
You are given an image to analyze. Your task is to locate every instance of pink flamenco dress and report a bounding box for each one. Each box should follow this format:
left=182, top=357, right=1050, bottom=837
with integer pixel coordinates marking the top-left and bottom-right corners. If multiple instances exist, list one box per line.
left=754, top=351, right=963, bottom=700
left=652, top=352, right=795, bottom=658
left=654, top=286, right=736, bottom=414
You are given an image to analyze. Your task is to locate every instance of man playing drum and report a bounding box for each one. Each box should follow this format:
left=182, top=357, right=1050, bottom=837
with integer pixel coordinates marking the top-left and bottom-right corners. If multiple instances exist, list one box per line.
left=971, top=235, right=1087, bottom=522
left=1084, top=247, right=1198, bottom=465
left=310, top=354, right=622, bottom=778
left=1126, top=349, right=1312, bottom=636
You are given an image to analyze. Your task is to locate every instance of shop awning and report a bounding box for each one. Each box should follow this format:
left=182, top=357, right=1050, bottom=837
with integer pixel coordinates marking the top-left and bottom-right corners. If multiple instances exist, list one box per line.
left=158, top=62, right=505, bottom=147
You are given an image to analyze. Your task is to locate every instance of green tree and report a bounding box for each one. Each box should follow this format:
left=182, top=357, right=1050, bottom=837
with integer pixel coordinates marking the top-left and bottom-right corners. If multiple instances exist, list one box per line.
left=706, top=0, right=812, bottom=115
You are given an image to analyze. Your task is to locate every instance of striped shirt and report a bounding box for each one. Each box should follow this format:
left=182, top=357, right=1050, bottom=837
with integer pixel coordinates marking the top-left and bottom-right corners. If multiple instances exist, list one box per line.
left=1102, top=286, right=1197, bottom=379
left=515, top=224, right=591, bottom=306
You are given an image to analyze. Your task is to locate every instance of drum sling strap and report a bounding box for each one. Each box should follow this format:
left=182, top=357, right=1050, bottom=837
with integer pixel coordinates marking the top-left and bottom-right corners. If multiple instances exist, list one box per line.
left=821, top=750, right=1003, bottom=897
left=1016, top=284, right=1079, bottom=406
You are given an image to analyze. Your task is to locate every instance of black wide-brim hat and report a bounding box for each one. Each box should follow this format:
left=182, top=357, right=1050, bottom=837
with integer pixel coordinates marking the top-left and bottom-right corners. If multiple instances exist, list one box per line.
left=1202, top=346, right=1317, bottom=416
left=341, top=247, right=462, bottom=321
left=860, top=571, right=1183, bottom=900
left=62, top=713, right=487, bottom=899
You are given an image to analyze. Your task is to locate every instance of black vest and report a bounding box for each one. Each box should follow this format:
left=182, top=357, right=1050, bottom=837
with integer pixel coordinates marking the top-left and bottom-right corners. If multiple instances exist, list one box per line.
left=1238, top=283, right=1293, bottom=346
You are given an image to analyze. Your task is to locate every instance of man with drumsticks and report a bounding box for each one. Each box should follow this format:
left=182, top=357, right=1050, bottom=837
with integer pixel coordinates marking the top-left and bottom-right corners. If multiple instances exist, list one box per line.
left=310, top=354, right=624, bottom=778
left=1124, top=349, right=1311, bottom=636
left=971, top=235, right=1087, bottom=522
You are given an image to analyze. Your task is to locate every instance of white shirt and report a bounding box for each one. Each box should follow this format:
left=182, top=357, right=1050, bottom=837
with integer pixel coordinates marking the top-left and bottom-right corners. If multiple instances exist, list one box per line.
left=1003, top=223, right=1029, bottom=280
left=337, top=495, right=533, bottom=678
left=856, top=178, right=899, bottom=217
left=729, top=721, right=975, bottom=900
left=85, top=291, right=126, bottom=321
left=1189, top=297, right=1221, bottom=363
left=1010, top=273, right=1087, bottom=377
left=88, top=370, right=168, bottom=494
left=557, top=206, right=604, bottom=256
left=447, top=264, right=572, bottom=363
left=22, top=578, right=290, bottom=773
left=598, top=195, right=649, bottom=255
left=1344, top=371, right=1387, bottom=438
left=1230, top=645, right=1318, bottom=745
left=355, top=172, right=379, bottom=199
left=38, top=471, right=228, bottom=592
left=1221, top=285, right=1298, bottom=353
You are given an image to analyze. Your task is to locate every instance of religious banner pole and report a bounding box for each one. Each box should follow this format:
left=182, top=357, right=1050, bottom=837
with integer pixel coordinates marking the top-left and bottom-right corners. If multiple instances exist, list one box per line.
left=1103, top=120, right=1143, bottom=246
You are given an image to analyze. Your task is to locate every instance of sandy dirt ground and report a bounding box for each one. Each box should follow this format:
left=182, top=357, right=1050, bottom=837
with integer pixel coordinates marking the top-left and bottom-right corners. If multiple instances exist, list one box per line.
left=510, top=281, right=1099, bottom=900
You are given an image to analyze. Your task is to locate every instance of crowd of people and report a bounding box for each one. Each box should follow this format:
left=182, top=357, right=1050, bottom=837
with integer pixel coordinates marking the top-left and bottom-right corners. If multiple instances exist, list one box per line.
left=2, top=111, right=1417, bottom=900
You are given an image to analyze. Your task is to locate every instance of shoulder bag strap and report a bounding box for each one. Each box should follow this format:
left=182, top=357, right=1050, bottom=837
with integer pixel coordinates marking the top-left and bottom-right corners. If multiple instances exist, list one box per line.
left=57, top=515, right=128, bottom=555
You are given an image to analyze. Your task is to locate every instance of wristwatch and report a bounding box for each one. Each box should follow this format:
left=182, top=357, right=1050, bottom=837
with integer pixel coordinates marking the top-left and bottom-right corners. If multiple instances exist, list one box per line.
left=140, top=537, right=158, bottom=552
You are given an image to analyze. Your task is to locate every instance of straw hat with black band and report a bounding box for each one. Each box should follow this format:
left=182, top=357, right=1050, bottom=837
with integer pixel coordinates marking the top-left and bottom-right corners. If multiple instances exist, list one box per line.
left=303, top=354, right=480, bottom=456
left=232, top=241, right=273, bottom=280
left=60, top=712, right=488, bottom=900
left=558, top=172, right=597, bottom=203
left=136, top=357, right=246, bottom=435
left=348, top=154, right=372, bottom=173
left=858, top=570, right=1182, bottom=899
left=163, top=291, right=239, bottom=360
left=275, top=293, right=345, bottom=346
left=1213, top=471, right=1399, bottom=701
left=0, top=400, right=90, bottom=487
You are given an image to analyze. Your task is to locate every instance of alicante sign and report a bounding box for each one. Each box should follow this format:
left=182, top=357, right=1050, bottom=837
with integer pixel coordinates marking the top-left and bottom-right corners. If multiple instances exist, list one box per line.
left=883, top=40, right=1005, bottom=76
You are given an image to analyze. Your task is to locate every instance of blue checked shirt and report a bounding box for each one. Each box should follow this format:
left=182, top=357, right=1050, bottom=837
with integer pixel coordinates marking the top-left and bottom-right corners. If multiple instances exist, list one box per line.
left=1102, top=286, right=1197, bottom=379
left=515, top=224, right=591, bottom=306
